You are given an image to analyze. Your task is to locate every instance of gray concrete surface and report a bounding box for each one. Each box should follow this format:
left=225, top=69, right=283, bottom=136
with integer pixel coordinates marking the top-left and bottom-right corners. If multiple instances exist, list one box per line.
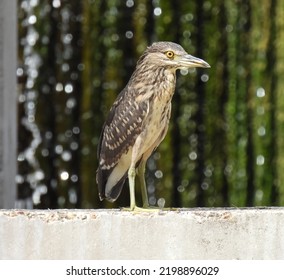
left=0, top=208, right=283, bottom=259
left=0, top=1, right=17, bottom=208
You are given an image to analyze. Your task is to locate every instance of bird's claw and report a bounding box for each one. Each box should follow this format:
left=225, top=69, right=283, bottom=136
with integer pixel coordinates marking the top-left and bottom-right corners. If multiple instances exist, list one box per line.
left=121, top=206, right=178, bottom=212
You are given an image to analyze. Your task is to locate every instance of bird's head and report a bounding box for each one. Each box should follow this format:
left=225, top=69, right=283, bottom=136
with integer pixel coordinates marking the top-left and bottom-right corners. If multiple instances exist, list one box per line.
left=138, top=41, right=210, bottom=70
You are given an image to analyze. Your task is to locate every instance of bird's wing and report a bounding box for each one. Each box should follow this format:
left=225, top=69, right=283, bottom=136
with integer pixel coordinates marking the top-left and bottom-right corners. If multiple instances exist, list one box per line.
left=97, top=90, right=149, bottom=170
left=96, top=89, right=149, bottom=201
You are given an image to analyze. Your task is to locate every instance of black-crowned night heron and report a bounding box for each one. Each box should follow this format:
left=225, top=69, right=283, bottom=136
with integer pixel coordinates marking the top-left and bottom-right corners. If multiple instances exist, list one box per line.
left=96, top=41, right=210, bottom=211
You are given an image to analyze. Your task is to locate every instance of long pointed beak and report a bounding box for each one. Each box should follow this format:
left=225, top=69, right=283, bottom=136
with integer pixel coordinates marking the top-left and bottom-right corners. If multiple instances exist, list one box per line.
left=179, top=54, right=210, bottom=68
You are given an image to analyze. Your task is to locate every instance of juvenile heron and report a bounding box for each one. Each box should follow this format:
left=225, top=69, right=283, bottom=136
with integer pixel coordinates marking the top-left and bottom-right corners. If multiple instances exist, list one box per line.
left=96, top=41, right=210, bottom=211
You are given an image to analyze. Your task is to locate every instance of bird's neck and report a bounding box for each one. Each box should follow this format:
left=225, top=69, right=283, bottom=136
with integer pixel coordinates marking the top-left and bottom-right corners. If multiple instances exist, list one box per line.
left=129, top=65, right=177, bottom=101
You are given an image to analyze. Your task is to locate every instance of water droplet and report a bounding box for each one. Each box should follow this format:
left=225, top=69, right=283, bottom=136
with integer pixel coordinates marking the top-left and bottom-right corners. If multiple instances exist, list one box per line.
left=28, top=15, right=37, bottom=25
left=154, top=7, right=162, bottom=16
left=30, top=0, right=39, bottom=7
left=184, top=13, right=194, bottom=21
left=189, top=151, right=197, bottom=160
left=63, top=33, right=73, bottom=44
left=15, top=175, right=24, bottom=184
left=257, top=126, right=266, bottom=136
left=34, top=170, right=44, bottom=180
left=30, top=69, right=38, bottom=79
left=72, top=127, right=80, bottom=134
left=125, top=30, right=133, bottom=39
left=201, top=74, right=209, bottom=82
left=27, top=90, right=36, bottom=99
left=45, top=131, right=53, bottom=139
left=180, top=69, right=189, bottom=75
left=149, top=197, right=156, bottom=206
left=33, top=191, right=40, bottom=205
left=226, top=24, right=233, bottom=32
left=66, top=98, right=76, bottom=109
left=155, top=170, right=163, bottom=179
left=77, top=63, right=85, bottom=71
left=28, top=115, right=35, bottom=122
left=55, top=145, right=63, bottom=154
left=71, top=174, right=78, bottom=183
left=256, top=189, right=263, bottom=201
left=201, top=182, right=209, bottom=190
left=52, top=0, right=61, bottom=8
left=60, top=171, right=69, bottom=181
left=157, top=198, right=165, bottom=208
left=257, top=106, right=265, bottom=115
left=126, top=0, right=134, bottom=7
left=256, top=87, right=265, bottom=98
left=62, top=63, right=70, bottom=72
left=56, top=83, right=63, bottom=92
left=17, top=67, right=24, bottom=77
left=256, top=155, right=265, bottom=166
left=64, top=83, right=73, bottom=93
left=58, top=196, right=65, bottom=206
left=224, top=164, right=233, bottom=175
left=39, top=185, right=47, bottom=194
left=69, top=189, right=77, bottom=204
left=62, top=151, right=72, bottom=161
left=19, top=94, right=26, bottom=103
left=27, top=101, right=35, bottom=110
left=111, top=33, right=119, bottom=42
left=41, top=149, right=49, bottom=157
left=204, top=168, right=212, bottom=177
left=70, top=142, right=79, bottom=150
left=26, top=31, right=38, bottom=46
left=65, top=130, right=72, bottom=138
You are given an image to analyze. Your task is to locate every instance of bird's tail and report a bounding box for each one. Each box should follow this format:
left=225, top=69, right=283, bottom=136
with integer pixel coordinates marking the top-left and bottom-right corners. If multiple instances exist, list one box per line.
left=96, top=167, right=128, bottom=202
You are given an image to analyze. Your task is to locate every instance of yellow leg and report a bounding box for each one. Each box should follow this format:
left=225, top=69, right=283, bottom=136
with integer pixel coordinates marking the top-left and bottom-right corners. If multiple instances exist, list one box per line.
left=128, top=166, right=136, bottom=210
left=125, top=164, right=153, bottom=212
left=137, top=161, right=149, bottom=208
left=124, top=160, right=174, bottom=212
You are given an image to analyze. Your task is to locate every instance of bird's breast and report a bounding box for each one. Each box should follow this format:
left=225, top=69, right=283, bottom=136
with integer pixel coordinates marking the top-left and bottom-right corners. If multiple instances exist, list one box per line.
left=130, top=69, right=176, bottom=156
left=140, top=93, right=172, bottom=150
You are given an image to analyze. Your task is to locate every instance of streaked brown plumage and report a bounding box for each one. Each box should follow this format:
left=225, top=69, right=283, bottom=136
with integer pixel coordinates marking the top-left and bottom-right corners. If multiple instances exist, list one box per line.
left=96, top=41, right=210, bottom=211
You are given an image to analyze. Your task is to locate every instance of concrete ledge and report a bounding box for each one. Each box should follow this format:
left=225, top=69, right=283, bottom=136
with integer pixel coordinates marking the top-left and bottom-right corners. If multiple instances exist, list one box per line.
left=0, top=208, right=283, bottom=259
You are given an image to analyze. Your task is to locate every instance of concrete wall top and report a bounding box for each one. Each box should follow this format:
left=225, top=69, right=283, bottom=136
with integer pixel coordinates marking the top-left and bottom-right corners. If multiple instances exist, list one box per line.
left=0, top=208, right=283, bottom=260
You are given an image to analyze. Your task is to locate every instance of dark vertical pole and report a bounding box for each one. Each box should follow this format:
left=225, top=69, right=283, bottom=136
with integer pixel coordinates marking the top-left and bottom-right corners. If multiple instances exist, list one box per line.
left=218, top=1, right=230, bottom=206
left=170, top=0, right=182, bottom=207
left=69, top=0, right=83, bottom=208
left=145, top=0, right=154, bottom=43
left=37, top=4, right=59, bottom=208
left=243, top=0, right=254, bottom=206
left=195, top=0, right=206, bottom=206
left=266, top=0, right=278, bottom=205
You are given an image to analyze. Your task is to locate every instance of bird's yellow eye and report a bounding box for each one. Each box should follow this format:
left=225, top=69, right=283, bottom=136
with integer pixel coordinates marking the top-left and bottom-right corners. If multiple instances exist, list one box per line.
left=165, top=51, right=174, bottom=59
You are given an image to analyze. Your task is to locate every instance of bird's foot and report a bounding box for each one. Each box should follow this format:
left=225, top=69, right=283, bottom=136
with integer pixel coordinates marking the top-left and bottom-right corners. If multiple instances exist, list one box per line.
left=122, top=206, right=159, bottom=212
left=146, top=206, right=179, bottom=211
left=121, top=206, right=178, bottom=212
